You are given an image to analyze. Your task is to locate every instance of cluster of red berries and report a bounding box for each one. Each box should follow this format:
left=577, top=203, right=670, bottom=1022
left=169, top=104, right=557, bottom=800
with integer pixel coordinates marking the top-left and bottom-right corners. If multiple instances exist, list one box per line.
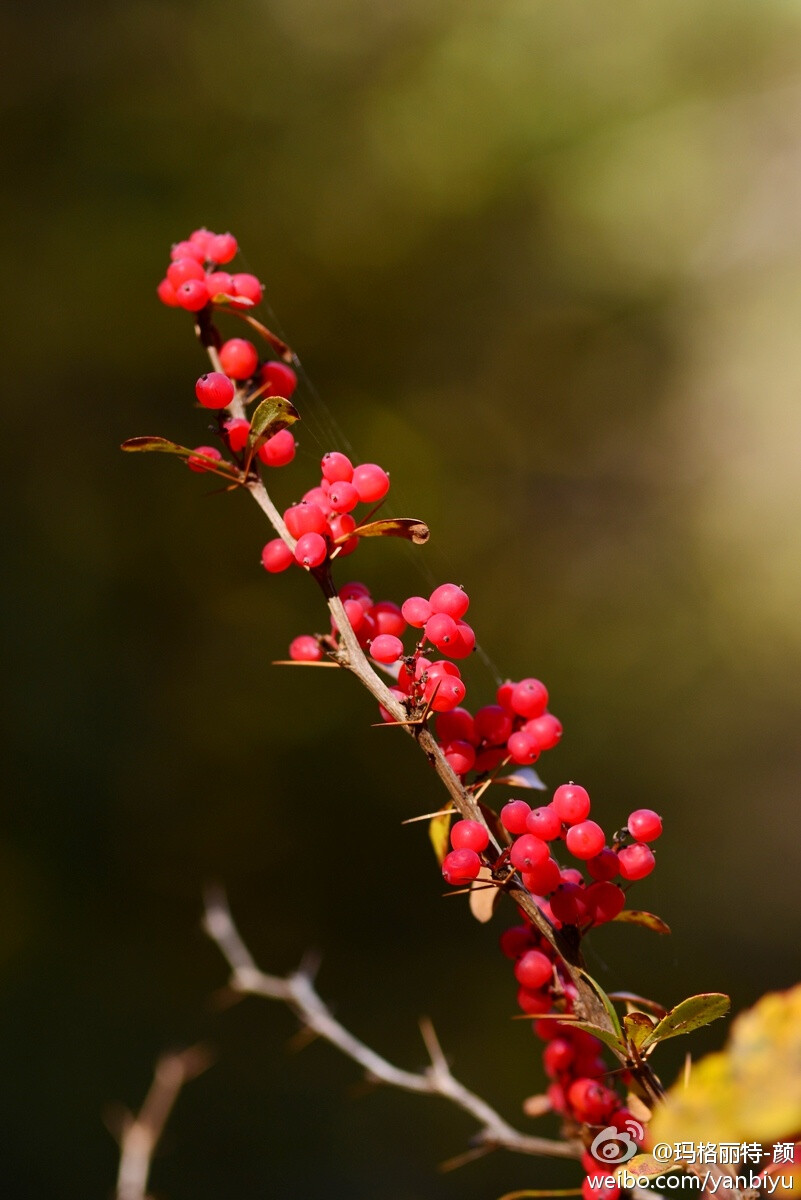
left=261, top=452, right=391, bottom=573
left=186, top=364, right=299, bottom=475
left=156, top=227, right=264, bottom=313
left=442, top=787, right=661, bottom=927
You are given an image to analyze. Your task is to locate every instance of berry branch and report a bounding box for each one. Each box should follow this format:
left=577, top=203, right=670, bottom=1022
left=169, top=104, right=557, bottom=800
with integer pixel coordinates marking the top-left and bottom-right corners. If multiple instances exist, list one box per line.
left=112, top=1047, right=211, bottom=1200
left=203, top=886, right=580, bottom=1163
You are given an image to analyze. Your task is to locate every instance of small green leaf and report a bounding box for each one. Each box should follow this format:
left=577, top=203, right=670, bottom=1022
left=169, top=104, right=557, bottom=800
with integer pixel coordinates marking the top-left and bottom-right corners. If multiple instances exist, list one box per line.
left=643, top=993, right=731, bottom=1049
left=568, top=1019, right=627, bottom=1056
left=247, top=396, right=300, bottom=451
left=613, top=909, right=671, bottom=935
left=428, top=805, right=452, bottom=865
left=576, top=968, right=623, bottom=1041
left=341, top=518, right=430, bottom=545
left=624, top=1011, right=658, bottom=1052
left=121, top=438, right=239, bottom=478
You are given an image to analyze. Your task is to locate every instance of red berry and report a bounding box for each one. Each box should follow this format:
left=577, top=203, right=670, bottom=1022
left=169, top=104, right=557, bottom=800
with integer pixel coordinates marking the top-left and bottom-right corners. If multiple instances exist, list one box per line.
left=510, top=834, right=549, bottom=872
left=207, top=232, right=238, bottom=263
left=552, top=783, right=591, bottom=824
left=328, top=480, right=360, bottom=513
left=443, top=741, right=476, bottom=776
left=510, top=677, right=548, bottom=719
left=427, top=675, right=466, bottom=712
left=321, top=452, right=354, bottom=483
left=371, top=602, right=406, bottom=638
left=544, top=1037, right=575, bottom=1077
left=521, top=856, right=561, bottom=895
left=526, top=805, right=562, bottom=841
left=585, top=881, right=626, bottom=924
left=617, top=843, right=655, bottom=881
left=224, top=418, right=251, bottom=452
left=425, top=612, right=459, bottom=652
left=219, top=338, right=259, bottom=380
left=261, top=539, right=293, bottom=573
left=514, top=948, right=552, bottom=989
left=428, top=583, right=470, bottom=619
left=566, top=820, right=606, bottom=861
left=260, top=360, right=297, bottom=397
left=550, top=882, right=589, bottom=925
left=156, top=277, right=180, bottom=306
left=189, top=227, right=214, bottom=255
left=442, top=848, right=481, bottom=885
left=370, top=634, right=404, bottom=664
left=401, top=596, right=432, bottom=627
left=474, top=705, right=513, bottom=746
left=289, top=635, right=322, bottom=662
left=176, top=279, right=210, bottom=311
left=500, top=800, right=531, bottom=835
left=561, top=867, right=584, bottom=886
left=341, top=598, right=365, bottom=631
left=294, top=532, right=327, bottom=568
left=517, top=987, right=552, bottom=1015
left=507, top=730, right=540, bottom=765
left=587, top=848, right=619, bottom=882
left=523, top=713, right=563, bottom=751
left=205, top=270, right=235, bottom=298
left=436, top=707, right=477, bottom=745
left=450, top=819, right=489, bottom=853
left=170, top=240, right=205, bottom=263
left=167, top=257, right=205, bottom=288
left=195, top=371, right=235, bottom=410
left=186, top=445, right=222, bottom=473
left=258, top=428, right=296, bottom=467
left=329, top=514, right=358, bottom=549
left=231, top=273, right=263, bottom=306
left=284, top=503, right=328, bottom=538
left=496, top=680, right=515, bottom=710
left=499, top=925, right=535, bottom=959
left=351, top=463, right=389, bottom=502
left=449, top=620, right=476, bottom=658
left=627, top=809, right=662, bottom=842
left=567, top=1078, right=616, bottom=1124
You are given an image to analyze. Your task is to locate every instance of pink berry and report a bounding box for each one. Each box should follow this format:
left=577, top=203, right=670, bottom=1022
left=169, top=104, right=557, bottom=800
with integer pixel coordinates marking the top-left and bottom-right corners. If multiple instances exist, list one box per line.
left=401, top=596, right=432, bottom=627
left=371, top=602, right=406, bottom=638
left=521, top=856, right=561, bottom=895
left=568, top=1078, right=616, bottom=1124
left=195, top=371, right=235, bottom=410
left=518, top=987, right=552, bottom=1015
left=205, top=270, right=235, bottom=298
left=443, top=741, right=476, bottom=775
left=321, top=452, right=353, bottom=483
left=499, top=925, right=535, bottom=959
left=496, top=680, right=515, bottom=710
left=510, top=678, right=549, bottom=719
left=186, top=446, right=222, bottom=473
left=425, top=612, right=459, bottom=652
left=329, top=514, right=358, bottom=550
left=428, top=583, right=470, bottom=619
left=550, top=882, right=589, bottom=926
left=441, top=848, right=481, bottom=885
left=284, top=503, right=328, bottom=538
left=370, top=634, right=404, bottom=664
left=510, top=834, right=549, bottom=872
left=289, top=635, right=322, bottom=662
left=328, top=480, right=360, bottom=513
left=175, top=279, right=210, bottom=311
left=507, top=730, right=540, bottom=765
left=351, top=463, right=389, bottom=503
left=586, top=848, right=620, bottom=881
left=231, top=273, right=263, bottom=306
left=167, top=257, right=205, bottom=288
left=566, top=820, right=606, bottom=861
left=170, top=240, right=205, bottom=263
left=544, top=1037, right=575, bottom=1077
left=501, top=800, right=531, bottom=835
left=427, top=676, right=466, bottom=712
left=342, top=598, right=365, bottom=631
left=219, top=338, right=259, bottom=380
left=435, top=707, right=477, bottom=746
left=207, top=232, right=238, bottom=263
left=552, top=783, right=591, bottom=824
left=523, top=713, right=563, bottom=751
left=514, top=948, right=552, bottom=990
left=474, top=705, right=512, bottom=746
left=618, top=843, right=655, bottom=881
left=627, top=809, right=662, bottom=842
left=526, top=805, right=562, bottom=841
left=449, top=620, right=476, bottom=658
left=260, top=360, right=297, bottom=397
left=261, top=539, right=293, bottom=573
left=294, top=532, right=327, bottom=568
left=258, top=428, right=296, bottom=467
left=156, top=277, right=180, bottom=306
left=224, top=418, right=251, bottom=452
left=189, top=227, right=214, bottom=255
left=585, top=881, right=625, bottom=925
left=450, top=819, right=489, bottom=853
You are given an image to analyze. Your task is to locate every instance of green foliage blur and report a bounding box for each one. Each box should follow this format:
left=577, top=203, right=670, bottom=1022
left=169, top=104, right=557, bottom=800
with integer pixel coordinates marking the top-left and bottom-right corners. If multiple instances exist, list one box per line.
left=4, top=1, right=801, bottom=1196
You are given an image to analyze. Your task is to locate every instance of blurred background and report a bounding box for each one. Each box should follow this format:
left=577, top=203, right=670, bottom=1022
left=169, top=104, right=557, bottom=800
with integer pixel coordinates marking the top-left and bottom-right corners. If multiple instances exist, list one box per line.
left=3, top=0, right=801, bottom=1196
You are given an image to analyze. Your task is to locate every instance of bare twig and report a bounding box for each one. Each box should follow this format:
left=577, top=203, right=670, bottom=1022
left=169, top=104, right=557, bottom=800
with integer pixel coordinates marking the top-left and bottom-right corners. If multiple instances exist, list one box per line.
left=202, top=886, right=580, bottom=1162
left=113, top=1047, right=211, bottom=1200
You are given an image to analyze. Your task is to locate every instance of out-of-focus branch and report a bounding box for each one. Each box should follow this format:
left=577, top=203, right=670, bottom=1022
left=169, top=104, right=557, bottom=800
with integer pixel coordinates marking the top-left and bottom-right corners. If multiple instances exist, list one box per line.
left=113, top=1047, right=211, bottom=1200
left=202, top=886, right=580, bottom=1163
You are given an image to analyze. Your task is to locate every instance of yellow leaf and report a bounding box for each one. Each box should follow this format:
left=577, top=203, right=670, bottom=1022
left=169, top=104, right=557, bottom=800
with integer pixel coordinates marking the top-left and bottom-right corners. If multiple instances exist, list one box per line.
left=428, top=805, right=452, bottom=864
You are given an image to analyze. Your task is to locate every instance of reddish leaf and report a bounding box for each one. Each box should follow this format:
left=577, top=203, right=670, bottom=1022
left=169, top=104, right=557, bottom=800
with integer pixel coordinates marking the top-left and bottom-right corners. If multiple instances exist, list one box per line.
left=613, top=909, right=671, bottom=935
left=338, top=518, right=430, bottom=545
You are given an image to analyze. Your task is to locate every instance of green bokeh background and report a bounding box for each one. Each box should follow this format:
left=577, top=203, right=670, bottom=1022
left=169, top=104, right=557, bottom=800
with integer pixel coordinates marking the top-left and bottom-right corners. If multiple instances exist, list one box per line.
left=4, top=1, right=801, bottom=1196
